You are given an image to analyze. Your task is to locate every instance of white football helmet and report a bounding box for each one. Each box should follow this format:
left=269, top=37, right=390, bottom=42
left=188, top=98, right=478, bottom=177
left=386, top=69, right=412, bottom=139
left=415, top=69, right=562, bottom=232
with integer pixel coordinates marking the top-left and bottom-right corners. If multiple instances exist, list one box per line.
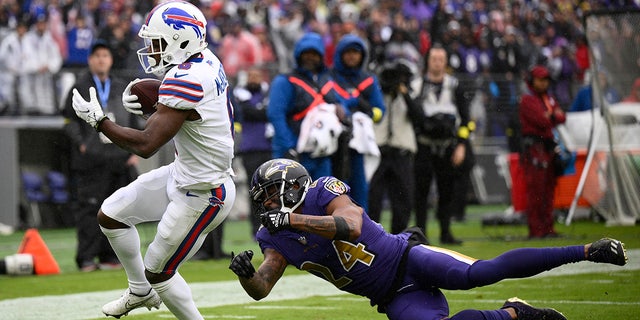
left=137, top=1, right=207, bottom=75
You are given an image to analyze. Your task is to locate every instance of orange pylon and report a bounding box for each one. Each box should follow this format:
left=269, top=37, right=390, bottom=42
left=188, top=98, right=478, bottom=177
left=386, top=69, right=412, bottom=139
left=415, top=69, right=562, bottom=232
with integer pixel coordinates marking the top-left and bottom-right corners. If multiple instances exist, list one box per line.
left=17, top=228, right=60, bottom=275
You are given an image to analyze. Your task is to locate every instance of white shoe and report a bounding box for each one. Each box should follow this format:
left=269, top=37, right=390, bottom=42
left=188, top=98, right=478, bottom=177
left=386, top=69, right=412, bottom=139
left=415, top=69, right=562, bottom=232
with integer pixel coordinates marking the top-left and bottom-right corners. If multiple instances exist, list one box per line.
left=102, top=288, right=162, bottom=318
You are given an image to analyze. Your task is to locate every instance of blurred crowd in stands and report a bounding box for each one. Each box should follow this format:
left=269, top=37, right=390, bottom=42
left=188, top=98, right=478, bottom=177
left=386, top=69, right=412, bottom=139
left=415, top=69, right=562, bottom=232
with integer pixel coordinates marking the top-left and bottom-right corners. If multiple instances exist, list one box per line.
left=0, top=0, right=639, bottom=147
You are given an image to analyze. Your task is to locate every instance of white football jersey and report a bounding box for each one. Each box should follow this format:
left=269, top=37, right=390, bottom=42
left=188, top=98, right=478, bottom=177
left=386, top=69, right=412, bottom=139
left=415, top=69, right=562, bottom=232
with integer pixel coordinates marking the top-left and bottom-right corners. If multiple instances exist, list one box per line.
left=158, top=48, right=235, bottom=190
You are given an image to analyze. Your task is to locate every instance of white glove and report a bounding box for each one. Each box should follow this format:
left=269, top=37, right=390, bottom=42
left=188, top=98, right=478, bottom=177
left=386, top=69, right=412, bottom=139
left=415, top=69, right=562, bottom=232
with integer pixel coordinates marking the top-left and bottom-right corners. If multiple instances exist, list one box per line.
left=122, top=78, right=143, bottom=116
left=72, top=87, right=107, bottom=129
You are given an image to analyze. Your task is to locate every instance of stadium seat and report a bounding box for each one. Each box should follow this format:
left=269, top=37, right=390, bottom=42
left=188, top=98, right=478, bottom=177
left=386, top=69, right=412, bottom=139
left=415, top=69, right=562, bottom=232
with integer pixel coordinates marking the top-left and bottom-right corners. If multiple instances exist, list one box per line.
left=21, top=172, right=48, bottom=227
left=46, top=171, right=69, bottom=204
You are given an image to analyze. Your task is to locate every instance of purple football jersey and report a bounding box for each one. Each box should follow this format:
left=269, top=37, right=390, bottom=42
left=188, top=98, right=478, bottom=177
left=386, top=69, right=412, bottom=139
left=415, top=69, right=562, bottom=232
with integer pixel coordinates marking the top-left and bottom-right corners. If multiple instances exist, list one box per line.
left=257, top=176, right=410, bottom=305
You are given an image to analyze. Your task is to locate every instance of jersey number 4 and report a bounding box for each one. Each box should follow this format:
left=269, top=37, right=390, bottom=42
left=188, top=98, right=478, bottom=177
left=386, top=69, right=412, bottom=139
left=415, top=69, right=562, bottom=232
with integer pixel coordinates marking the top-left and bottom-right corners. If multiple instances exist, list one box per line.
left=300, top=240, right=375, bottom=289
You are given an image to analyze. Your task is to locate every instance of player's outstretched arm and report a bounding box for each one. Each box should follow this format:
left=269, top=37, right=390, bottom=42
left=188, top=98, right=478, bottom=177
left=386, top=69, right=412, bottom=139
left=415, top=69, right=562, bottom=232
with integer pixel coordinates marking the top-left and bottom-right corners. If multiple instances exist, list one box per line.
left=233, top=248, right=288, bottom=301
left=289, top=195, right=363, bottom=241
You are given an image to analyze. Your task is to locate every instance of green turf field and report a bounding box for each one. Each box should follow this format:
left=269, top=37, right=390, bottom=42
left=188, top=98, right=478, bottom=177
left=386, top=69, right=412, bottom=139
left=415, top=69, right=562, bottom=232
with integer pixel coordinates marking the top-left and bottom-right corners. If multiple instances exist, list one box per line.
left=1, top=204, right=638, bottom=319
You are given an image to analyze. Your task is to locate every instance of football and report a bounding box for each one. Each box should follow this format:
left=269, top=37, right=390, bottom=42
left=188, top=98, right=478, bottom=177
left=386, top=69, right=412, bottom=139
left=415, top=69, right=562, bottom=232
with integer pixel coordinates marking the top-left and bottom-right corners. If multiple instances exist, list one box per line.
left=130, top=78, right=161, bottom=118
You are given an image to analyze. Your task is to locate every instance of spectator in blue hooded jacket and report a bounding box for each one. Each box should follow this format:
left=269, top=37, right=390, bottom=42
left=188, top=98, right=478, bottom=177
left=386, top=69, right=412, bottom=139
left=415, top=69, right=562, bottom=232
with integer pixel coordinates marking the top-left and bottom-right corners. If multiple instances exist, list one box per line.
left=267, top=32, right=342, bottom=179
left=569, top=70, right=621, bottom=112
left=330, top=34, right=386, bottom=211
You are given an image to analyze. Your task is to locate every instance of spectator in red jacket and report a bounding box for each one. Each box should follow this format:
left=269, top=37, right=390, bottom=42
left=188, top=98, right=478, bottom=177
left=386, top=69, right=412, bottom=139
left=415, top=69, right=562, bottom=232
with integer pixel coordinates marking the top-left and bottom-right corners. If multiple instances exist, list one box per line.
left=519, top=65, right=566, bottom=239
left=218, top=19, right=263, bottom=81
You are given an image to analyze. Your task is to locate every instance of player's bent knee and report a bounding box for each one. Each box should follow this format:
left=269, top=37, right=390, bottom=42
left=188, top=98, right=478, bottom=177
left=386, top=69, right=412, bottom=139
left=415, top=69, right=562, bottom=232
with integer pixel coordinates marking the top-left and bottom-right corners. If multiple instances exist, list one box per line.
left=145, top=269, right=174, bottom=284
left=97, top=210, right=129, bottom=229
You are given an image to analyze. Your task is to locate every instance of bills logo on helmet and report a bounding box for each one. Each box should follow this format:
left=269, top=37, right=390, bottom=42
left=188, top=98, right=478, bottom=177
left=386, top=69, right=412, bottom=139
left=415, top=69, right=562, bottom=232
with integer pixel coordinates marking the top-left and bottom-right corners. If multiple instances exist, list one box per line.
left=324, top=178, right=347, bottom=195
left=162, top=7, right=204, bottom=39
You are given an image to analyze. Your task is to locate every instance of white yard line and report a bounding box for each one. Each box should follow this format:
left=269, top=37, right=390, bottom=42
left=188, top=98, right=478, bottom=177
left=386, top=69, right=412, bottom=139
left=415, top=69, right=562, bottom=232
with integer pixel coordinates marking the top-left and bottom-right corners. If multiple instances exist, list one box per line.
left=2, top=249, right=638, bottom=320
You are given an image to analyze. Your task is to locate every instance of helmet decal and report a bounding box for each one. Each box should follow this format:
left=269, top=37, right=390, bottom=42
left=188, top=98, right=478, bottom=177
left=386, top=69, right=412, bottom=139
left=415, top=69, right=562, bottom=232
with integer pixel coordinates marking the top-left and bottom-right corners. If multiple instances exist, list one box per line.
left=162, top=7, right=204, bottom=39
left=264, top=159, right=302, bottom=180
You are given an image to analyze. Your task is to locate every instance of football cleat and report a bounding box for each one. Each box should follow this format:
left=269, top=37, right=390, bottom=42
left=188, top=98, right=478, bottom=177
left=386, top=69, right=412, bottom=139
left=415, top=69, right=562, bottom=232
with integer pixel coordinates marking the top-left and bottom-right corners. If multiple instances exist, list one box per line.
left=98, top=262, right=123, bottom=270
left=102, top=288, right=162, bottom=319
left=588, top=238, right=628, bottom=266
left=502, top=297, right=566, bottom=320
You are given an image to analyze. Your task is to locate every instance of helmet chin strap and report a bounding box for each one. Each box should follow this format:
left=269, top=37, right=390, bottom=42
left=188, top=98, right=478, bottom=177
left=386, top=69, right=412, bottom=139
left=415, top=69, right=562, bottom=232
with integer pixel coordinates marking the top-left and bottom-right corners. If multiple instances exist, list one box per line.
left=280, top=197, right=304, bottom=213
left=278, top=179, right=310, bottom=214
left=278, top=171, right=302, bottom=213
left=278, top=181, right=295, bottom=213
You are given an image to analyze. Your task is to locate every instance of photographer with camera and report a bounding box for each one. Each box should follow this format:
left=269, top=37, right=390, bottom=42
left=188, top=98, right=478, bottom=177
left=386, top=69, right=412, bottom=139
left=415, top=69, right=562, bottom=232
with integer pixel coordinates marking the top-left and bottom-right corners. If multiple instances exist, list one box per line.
left=414, top=45, right=474, bottom=245
left=368, top=59, right=425, bottom=234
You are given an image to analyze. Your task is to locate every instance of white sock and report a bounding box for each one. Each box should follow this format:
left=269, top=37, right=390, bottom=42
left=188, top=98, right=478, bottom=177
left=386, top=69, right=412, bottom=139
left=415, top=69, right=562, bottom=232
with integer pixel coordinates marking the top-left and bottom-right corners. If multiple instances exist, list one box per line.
left=152, top=272, right=203, bottom=320
left=100, top=226, right=151, bottom=295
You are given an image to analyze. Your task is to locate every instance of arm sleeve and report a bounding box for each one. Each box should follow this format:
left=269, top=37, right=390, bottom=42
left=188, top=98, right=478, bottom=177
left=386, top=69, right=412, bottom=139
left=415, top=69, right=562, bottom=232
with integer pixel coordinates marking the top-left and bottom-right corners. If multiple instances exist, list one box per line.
left=159, top=73, right=205, bottom=110
left=403, top=92, right=426, bottom=127
left=367, top=76, right=386, bottom=122
left=552, top=105, right=566, bottom=125
left=520, top=95, right=553, bottom=132
left=455, top=81, right=472, bottom=141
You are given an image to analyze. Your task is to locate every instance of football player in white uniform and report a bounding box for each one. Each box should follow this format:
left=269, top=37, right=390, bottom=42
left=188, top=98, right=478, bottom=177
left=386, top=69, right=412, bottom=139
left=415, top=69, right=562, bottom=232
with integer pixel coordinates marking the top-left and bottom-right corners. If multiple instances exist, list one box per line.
left=71, top=2, right=235, bottom=319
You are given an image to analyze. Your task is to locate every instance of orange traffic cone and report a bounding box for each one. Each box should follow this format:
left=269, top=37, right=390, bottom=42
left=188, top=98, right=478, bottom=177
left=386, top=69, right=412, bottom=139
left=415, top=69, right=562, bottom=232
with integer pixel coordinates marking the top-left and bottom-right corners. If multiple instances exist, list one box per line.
left=17, top=228, right=60, bottom=275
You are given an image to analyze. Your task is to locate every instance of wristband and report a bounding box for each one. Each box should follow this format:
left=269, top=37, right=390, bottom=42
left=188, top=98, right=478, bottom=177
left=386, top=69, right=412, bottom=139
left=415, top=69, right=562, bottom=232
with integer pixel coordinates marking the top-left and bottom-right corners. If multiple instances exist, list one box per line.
left=95, top=115, right=109, bottom=132
left=333, top=216, right=350, bottom=240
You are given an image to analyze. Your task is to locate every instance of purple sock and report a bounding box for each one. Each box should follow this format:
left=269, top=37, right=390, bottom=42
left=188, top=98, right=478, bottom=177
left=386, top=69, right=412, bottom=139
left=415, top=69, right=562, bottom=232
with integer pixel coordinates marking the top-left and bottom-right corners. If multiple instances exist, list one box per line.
left=469, top=245, right=585, bottom=286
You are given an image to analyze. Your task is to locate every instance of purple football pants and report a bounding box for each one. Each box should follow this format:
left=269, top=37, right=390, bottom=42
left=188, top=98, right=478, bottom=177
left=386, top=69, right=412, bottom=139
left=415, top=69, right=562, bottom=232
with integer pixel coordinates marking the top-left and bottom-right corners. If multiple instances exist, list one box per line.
left=384, top=244, right=585, bottom=320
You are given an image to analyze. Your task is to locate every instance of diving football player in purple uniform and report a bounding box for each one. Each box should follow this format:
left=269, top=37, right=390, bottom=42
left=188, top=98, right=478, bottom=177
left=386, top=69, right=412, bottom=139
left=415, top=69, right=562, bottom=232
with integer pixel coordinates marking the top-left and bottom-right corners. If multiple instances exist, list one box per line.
left=230, top=159, right=628, bottom=320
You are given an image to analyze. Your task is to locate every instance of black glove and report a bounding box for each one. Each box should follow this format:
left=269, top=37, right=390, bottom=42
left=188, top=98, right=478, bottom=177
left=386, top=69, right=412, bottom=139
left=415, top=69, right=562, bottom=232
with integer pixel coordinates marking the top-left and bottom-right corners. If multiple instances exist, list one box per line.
left=260, top=209, right=291, bottom=233
left=229, top=250, right=255, bottom=279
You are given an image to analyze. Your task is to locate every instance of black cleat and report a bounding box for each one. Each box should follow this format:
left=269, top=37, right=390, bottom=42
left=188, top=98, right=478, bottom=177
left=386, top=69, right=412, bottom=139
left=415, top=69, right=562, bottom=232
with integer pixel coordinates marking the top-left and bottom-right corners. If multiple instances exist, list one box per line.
left=440, top=233, right=463, bottom=245
left=502, top=297, right=566, bottom=320
left=588, top=238, right=628, bottom=266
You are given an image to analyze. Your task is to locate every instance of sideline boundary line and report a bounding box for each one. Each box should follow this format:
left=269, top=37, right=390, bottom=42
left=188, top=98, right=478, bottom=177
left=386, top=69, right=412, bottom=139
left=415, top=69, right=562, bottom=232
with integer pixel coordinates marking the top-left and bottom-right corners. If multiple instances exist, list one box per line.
left=1, top=250, right=637, bottom=319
